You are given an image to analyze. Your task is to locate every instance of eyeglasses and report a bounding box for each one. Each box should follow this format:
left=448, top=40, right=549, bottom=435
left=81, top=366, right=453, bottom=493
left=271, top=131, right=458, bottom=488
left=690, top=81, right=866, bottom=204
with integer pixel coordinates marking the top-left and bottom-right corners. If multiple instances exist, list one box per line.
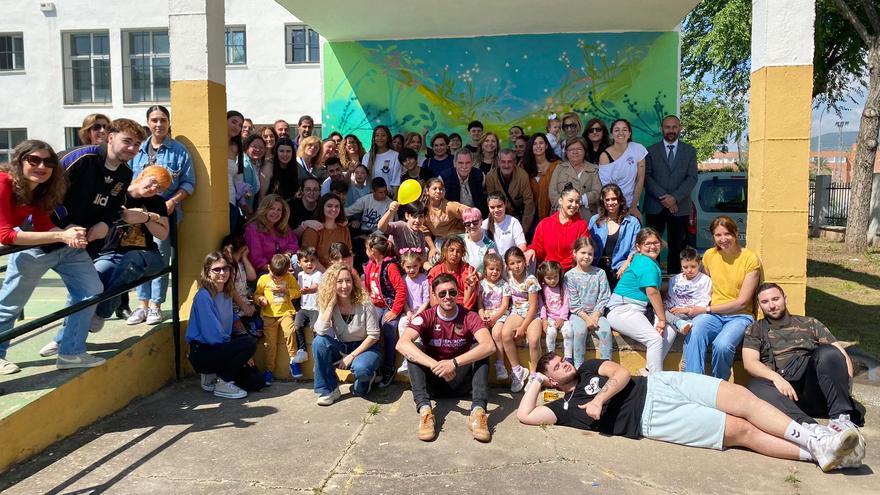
left=210, top=266, right=231, bottom=274
left=562, top=124, right=578, bottom=130
left=463, top=220, right=480, bottom=228
left=90, top=123, right=109, bottom=132
left=437, top=289, right=459, bottom=299
left=642, top=241, right=662, bottom=247
left=588, top=127, right=603, bottom=134
left=23, top=154, right=58, bottom=168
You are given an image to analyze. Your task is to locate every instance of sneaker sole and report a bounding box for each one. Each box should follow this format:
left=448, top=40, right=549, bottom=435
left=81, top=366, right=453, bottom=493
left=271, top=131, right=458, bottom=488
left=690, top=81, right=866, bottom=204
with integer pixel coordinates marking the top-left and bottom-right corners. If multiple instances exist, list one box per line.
left=57, top=361, right=105, bottom=370
left=39, top=348, right=58, bottom=357
left=821, top=430, right=860, bottom=472
left=214, top=391, right=247, bottom=399
left=0, top=366, right=20, bottom=375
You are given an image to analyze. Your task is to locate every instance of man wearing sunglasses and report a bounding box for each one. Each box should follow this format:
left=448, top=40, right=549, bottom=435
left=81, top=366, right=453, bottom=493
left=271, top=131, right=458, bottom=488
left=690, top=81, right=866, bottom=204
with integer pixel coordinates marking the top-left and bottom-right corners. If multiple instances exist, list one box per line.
left=397, top=274, right=496, bottom=443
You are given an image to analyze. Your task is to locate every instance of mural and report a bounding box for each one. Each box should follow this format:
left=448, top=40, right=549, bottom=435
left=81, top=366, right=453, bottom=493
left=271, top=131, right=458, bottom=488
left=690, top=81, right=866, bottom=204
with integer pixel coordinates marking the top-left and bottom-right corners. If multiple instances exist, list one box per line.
left=323, top=31, right=679, bottom=147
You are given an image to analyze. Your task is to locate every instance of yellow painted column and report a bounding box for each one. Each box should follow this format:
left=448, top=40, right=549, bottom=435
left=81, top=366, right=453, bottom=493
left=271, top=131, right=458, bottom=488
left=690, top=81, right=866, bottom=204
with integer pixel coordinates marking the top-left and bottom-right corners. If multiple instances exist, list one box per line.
left=169, top=0, right=228, bottom=330
left=747, top=0, right=815, bottom=313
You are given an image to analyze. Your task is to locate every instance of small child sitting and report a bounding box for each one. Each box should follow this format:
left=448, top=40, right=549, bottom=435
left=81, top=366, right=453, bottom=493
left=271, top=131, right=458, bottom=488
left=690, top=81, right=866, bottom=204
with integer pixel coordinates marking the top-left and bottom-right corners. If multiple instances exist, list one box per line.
left=292, top=247, right=322, bottom=378
left=254, top=254, right=302, bottom=385
left=396, top=251, right=430, bottom=374
left=665, top=246, right=713, bottom=335
left=537, top=261, right=571, bottom=357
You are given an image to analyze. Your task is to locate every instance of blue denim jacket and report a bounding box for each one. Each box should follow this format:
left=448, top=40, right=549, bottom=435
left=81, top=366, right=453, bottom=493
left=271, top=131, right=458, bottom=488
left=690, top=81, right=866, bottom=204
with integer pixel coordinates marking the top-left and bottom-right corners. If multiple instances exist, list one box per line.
left=588, top=213, right=641, bottom=271
left=131, top=136, right=196, bottom=219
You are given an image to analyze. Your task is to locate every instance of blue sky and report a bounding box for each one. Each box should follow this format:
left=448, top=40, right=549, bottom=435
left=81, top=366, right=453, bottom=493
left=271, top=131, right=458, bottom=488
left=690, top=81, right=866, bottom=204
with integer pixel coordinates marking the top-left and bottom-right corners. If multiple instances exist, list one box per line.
left=812, top=90, right=866, bottom=136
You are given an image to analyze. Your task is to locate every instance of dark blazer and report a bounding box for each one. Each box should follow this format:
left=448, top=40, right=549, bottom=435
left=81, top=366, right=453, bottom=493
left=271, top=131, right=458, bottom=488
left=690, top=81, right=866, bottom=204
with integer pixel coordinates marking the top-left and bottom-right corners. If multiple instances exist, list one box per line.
left=440, top=167, right=487, bottom=216
left=644, top=140, right=698, bottom=216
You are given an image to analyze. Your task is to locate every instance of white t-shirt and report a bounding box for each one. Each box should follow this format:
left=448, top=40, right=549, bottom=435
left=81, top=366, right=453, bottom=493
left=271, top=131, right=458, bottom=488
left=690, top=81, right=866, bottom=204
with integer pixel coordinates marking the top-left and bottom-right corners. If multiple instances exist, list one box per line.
left=298, top=269, right=323, bottom=310
left=227, top=159, right=238, bottom=204
left=665, top=272, right=713, bottom=309
left=481, top=215, right=526, bottom=259
left=362, top=149, right=402, bottom=188
left=598, top=142, right=648, bottom=208
left=347, top=194, right=393, bottom=232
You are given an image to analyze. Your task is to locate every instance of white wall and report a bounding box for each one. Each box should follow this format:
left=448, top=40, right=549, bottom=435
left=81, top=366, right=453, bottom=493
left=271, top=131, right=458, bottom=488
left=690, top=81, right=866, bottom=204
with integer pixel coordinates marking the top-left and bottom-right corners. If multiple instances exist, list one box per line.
left=0, top=0, right=323, bottom=151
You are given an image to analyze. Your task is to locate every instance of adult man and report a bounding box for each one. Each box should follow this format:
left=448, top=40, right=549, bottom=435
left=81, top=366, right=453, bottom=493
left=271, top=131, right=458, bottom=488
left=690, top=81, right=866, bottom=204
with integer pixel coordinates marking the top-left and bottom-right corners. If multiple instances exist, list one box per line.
left=320, top=158, right=345, bottom=195
left=289, top=177, right=321, bottom=233
left=644, top=115, right=697, bottom=273
left=743, top=283, right=864, bottom=427
left=464, top=120, right=483, bottom=153
left=397, top=274, right=496, bottom=442
left=294, top=115, right=314, bottom=150
left=484, top=149, right=535, bottom=232
left=518, top=354, right=866, bottom=472
left=241, top=118, right=254, bottom=139
left=439, top=149, right=487, bottom=215
left=274, top=119, right=290, bottom=140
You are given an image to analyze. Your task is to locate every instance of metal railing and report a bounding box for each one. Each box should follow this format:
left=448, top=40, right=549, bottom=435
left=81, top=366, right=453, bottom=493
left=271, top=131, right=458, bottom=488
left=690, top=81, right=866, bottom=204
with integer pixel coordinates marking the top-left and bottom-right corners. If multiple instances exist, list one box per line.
left=0, top=220, right=182, bottom=379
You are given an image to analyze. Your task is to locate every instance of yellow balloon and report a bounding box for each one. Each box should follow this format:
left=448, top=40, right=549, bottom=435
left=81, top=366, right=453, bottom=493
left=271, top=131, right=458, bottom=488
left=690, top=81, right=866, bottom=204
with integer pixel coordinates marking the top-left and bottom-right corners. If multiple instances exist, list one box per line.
left=398, top=179, right=423, bottom=205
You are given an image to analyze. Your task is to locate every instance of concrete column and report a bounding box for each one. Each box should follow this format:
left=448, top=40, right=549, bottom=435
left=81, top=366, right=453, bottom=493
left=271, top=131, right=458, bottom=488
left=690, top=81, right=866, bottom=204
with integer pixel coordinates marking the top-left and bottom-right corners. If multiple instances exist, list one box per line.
left=168, top=0, right=228, bottom=316
left=747, top=0, right=815, bottom=313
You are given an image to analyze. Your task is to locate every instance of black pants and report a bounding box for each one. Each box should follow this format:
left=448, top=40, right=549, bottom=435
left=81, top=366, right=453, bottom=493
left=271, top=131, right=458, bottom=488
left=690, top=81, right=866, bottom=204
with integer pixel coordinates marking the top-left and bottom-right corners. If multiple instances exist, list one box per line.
left=747, top=345, right=861, bottom=424
left=407, top=358, right=489, bottom=411
left=188, top=337, right=257, bottom=382
left=646, top=210, right=689, bottom=274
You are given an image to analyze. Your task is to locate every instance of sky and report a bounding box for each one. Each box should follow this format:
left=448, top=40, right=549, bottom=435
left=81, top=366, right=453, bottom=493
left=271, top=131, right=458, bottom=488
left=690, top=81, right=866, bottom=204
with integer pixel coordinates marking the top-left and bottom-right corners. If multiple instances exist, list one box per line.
left=812, top=89, right=867, bottom=136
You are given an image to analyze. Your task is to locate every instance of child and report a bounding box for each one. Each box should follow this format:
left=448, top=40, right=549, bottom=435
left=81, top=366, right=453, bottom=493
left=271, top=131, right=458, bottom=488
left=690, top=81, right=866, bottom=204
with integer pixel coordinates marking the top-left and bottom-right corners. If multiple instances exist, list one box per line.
left=254, top=254, right=302, bottom=385
left=478, top=252, right=511, bottom=381
left=564, top=237, right=612, bottom=368
left=665, top=246, right=712, bottom=335
left=221, top=234, right=258, bottom=336
left=364, top=233, right=408, bottom=388
left=396, top=251, right=430, bottom=374
left=499, top=247, right=542, bottom=393
left=545, top=115, right=564, bottom=158
left=536, top=261, right=571, bottom=359
left=292, top=247, right=323, bottom=378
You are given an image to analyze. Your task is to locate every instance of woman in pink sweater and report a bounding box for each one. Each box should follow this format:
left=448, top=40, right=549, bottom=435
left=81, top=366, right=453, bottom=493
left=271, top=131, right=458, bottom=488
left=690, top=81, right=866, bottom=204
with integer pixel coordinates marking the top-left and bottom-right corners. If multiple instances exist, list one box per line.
left=244, top=194, right=299, bottom=272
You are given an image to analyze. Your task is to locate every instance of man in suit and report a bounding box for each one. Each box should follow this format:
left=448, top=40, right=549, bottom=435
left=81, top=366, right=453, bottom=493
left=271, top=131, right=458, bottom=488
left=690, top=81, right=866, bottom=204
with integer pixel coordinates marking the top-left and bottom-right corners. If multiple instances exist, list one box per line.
left=440, top=148, right=487, bottom=216
left=644, top=115, right=698, bottom=273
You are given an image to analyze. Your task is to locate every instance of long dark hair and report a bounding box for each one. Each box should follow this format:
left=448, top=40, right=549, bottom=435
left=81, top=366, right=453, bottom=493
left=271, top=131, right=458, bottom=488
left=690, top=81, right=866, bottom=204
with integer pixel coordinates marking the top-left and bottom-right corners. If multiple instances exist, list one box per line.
left=596, top=183, right=628, bottom=226
left=485, top=192, right=506, bottom=241
left=227, top=110, right=244, bottom=174
left=313, top=193, right=346, bottom=225
left=2, top=140, right=67, bottom=211
left=521, top=132, right=559, bottom=178
left=366, top=125, right=393, bottom=174
left=198, top=251, right=235, bottom=297
left=268, top=137, right=297, bottom=200
left=582, top=118, right=609, bottom=151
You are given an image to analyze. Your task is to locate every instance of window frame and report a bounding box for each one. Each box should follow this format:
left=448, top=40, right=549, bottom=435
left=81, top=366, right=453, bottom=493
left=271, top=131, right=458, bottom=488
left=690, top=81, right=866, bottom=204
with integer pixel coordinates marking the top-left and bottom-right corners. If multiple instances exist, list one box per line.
left=225, top=25, right=247, bottom=66
left=122, top=29, right=170, bottom=104
left=0, top=32, right=24, bottom=72
left=0, top=128, right=28, bottom=163
left=62, top=30, right=112, bottom=105
left=284, top=24, right=320, bottom=65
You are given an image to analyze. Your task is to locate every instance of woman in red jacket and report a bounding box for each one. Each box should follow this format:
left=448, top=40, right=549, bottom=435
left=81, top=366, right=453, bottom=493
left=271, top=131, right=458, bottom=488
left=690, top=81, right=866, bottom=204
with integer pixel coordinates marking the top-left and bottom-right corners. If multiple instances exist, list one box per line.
left=427, top=236, right=479, bottom=311
left=525, top=183, right=589, bottom=271
left=364, top=233, right=408, bottom=388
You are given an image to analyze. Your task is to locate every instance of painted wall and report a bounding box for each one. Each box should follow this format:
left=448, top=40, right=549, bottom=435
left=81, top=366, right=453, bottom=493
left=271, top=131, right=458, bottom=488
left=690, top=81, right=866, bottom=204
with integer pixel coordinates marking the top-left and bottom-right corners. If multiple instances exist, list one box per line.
left=323, top=32, right=679, bottom=146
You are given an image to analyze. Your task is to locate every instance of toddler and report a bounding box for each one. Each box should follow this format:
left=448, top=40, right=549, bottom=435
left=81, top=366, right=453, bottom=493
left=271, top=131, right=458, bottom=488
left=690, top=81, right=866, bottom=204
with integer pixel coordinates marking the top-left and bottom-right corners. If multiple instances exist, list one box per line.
left=536, top=261, right=571, bottom=358
left=396, top=251, right=430, bottom=374
left=665, top=246, right=712, bottom=335
left=254, top=254, right=301, bottom=385
left=478, top=253, right=511, bottom=380
left=545, top=115, right=564, bottom=158
left=292, top=247, right=322, bottom=378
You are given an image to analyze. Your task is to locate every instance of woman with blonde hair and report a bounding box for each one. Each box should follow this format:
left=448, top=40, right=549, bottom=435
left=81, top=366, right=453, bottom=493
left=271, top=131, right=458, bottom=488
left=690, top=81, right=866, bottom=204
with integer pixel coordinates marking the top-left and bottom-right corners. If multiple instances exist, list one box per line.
left=296, top=135, right=325, bottom=187
left=243, top=193, right=299, bottom=272
left=78, top=113, right=111, bottom=146
left=339, top=134, right=366, bottom=175
left=312, top=263, right=382, bottom=405
left=475, top=132, right=500, bottom=174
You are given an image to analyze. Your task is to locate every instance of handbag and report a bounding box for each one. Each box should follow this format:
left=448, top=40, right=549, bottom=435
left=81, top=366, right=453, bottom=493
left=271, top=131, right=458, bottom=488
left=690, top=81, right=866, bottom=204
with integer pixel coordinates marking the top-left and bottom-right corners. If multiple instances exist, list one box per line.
left=761, top=320, right=811, bottom=381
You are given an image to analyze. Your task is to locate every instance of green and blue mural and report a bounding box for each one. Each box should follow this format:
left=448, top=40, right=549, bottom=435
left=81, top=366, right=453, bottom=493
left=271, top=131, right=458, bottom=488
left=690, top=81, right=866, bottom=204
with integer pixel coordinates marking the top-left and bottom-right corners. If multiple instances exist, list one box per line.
left=323, top=31, right=679, bottom=146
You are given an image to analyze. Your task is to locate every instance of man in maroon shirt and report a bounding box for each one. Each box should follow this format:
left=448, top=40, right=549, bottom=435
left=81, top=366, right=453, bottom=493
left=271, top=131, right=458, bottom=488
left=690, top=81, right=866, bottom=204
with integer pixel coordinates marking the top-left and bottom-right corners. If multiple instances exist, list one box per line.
left=397, top=273, right=496, bottom=442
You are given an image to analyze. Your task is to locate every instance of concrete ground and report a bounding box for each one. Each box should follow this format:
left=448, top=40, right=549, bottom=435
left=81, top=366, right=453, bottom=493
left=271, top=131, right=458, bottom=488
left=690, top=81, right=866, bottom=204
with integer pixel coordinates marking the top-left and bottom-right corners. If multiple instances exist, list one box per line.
left=1, top=377, right=877, bottom=494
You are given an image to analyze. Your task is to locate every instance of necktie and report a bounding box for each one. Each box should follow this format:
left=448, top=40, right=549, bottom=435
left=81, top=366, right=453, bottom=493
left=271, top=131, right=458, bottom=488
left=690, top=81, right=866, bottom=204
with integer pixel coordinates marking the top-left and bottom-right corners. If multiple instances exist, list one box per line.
left=667, top=144, right=675, bottom=164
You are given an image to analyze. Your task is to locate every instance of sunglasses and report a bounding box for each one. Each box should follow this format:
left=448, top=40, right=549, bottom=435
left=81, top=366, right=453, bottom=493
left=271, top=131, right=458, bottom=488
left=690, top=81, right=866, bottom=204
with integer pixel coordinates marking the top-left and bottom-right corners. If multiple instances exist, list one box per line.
left=463, top=220, right=480, bottom=228
left=588, top=127, right=603, bottom=133
left=24, top=154, right=58, bottom=168
left=91, top=123, right=109, bottom=132
left=437, top=289, right=459, bottom=299
left=210, top=266, right=231, bottom=274
left=562, top=124, right=578, bottom=130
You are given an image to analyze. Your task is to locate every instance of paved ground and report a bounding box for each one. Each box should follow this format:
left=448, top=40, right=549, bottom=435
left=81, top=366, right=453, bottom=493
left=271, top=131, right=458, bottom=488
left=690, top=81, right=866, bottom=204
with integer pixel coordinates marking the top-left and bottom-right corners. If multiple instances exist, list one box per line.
left=1, top=376, right=877, bottom=494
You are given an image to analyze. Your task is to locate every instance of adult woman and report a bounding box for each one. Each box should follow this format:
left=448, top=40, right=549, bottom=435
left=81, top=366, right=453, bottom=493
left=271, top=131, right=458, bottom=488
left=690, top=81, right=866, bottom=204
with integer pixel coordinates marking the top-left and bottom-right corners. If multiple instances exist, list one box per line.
left=260, top=126, right=277, bottom=163
left=363, top=126, right=401, bottom=195
left=0, top=141, right=103, bottom=374
left=296, top=135, right=325, bottom=186
left=243, top=194, right=299, bottom=271
left=129, top=105, right=195, bottom=326
left=482, top=193, right=527, bottom=261
left=186, top=251, right=257, bottom=399
left=460, top=208, right=496, bottom=273
left=321, top=138, right=338, bottom=165
left=227, top=110, right=245, bottom=231
left=521, top=133, right=561, bottom=223
left=606, top=228, right=677, bottom=375
left=339, top=134, right=366, bottom=175
left=525, top=184, right=589, bottom=271
left=475, top=132, right=500, bottom=174
left=300, top=193, right=352, bottom=269
left=508, top=125, right=524, bottom=148
left=582, top=118, right=609, bottom=164
left=560, top=112, right=583, bottom=151
left=258, top=126, right=277, bottom=196
left=588, top=184, right=640, bottom=289
left=240, top=134, right=265, bottom=212
left=598, top=119, right=647, bottom=222
left=427, top=236, right=478, bottom=310
left=422, top=177, right=467, bottom=260
left=403, top=131, right=427, bottom=167
left=263, top=137, right=297, bottom=202
left=424, top=132, right=453, bottom=176
left=312, top=263, right=382, bottom=405
left=78, top=113, right=111, bottom=146
left=514, top=135, right=528, bottom=164
left=680, top=216, right=761, bottom=380
left=391, top=134, right=405, bottom=152
left=549, top=137, right=602, bottom=219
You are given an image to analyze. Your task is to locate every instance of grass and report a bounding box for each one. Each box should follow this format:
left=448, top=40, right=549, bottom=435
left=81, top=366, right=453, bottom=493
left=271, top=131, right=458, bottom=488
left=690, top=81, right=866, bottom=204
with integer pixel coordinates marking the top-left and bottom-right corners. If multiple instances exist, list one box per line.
left=806, top=238, right=880, bottom=357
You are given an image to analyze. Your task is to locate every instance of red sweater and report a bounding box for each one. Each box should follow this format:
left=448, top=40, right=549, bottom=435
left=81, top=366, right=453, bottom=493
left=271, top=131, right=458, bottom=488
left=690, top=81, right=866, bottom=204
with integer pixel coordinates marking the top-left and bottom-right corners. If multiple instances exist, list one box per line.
left=427, top=261, right=478, bottom=310
left=529, top=213, right=589, bottom=271
left=365, top=257, right=408, bottom=315
left=0, top=173, right=57, bottom=245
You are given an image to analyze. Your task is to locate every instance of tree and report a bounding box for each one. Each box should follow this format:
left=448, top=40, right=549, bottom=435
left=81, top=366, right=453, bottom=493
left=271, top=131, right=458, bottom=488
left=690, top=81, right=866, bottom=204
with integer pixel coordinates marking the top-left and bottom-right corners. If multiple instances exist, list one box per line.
left=681, top=0, right=878, bottom=252
left=680, top=79, right=745, bottom=161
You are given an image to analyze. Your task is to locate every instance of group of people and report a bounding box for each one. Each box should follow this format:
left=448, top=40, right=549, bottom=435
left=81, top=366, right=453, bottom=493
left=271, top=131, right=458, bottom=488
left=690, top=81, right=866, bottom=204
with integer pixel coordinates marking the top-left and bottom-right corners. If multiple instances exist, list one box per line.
left=0, top=107, right=866, bottom=472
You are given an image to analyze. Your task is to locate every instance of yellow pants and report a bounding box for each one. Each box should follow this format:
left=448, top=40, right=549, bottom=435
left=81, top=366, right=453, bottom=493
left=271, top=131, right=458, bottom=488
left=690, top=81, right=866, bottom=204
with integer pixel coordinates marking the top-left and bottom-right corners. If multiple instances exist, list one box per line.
left=262, top=313, right=297, bottom=370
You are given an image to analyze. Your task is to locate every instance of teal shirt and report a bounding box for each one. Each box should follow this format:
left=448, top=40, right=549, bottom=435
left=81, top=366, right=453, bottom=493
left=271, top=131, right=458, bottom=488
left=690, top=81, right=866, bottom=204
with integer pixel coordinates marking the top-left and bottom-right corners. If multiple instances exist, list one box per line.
left=613, top=254, right=661, bottom=303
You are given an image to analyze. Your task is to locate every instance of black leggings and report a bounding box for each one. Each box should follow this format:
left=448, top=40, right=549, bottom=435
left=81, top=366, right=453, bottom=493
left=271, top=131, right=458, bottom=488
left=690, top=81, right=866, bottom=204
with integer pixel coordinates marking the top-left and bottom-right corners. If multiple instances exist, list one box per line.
left=188, top=337, right=257, bottom=382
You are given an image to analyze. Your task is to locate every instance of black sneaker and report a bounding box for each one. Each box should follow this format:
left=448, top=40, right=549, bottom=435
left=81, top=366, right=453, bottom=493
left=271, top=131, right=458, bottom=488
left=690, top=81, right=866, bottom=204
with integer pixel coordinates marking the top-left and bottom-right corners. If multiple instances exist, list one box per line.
left=378, top=367, right=395, bottom=388
left=115, top=306, right=133, bottom=319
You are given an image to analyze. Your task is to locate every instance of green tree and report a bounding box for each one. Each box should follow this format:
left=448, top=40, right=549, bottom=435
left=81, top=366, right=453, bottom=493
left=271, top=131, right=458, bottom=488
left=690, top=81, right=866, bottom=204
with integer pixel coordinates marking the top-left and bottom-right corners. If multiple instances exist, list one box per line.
left=680, top=79, right=745, bottom=162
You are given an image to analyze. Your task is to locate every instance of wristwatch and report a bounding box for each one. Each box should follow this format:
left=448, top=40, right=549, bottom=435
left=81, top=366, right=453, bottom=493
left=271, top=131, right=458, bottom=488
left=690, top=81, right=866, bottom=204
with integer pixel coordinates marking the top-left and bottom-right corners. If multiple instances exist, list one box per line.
left=705, top=305, right=712, bottom=314
left=452, top=358, right=460, bottom=368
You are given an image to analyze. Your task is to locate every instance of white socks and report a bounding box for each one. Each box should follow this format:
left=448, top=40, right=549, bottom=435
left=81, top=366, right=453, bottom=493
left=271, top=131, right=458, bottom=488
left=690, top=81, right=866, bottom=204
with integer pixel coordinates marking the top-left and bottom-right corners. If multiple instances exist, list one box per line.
left=783, top=420, right=814, bottom=449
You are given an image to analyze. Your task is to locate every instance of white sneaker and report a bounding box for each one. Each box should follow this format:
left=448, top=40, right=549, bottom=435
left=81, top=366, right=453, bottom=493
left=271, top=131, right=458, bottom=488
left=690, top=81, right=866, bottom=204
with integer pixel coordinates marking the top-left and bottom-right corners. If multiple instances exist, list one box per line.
left=145, top=307, right=163, bottom=325
left=57, top=353, right=106, bottom=370
left=213, top=378, right=247, bottom=399
left=510, top=366, right=529, bottom=393
left=827, top=415, right=866, bottom=469
left=39, top=340, right=59, bottom=357
left=126, top=307, right=147, bottom=325
left=316, top=387, right=341, bottom=406
left=495, top=363, right=509, bottom=381
left=200, top=373, right=218, bottom=392
left=397, top=360, right=409, bottom=374
left=808, top=425, right=861, bottom=472
left=292, top=348, right=309, bottom=364
left=0, top=358, right=20, bottom=374
left=89, top=315, right=106, bottom=333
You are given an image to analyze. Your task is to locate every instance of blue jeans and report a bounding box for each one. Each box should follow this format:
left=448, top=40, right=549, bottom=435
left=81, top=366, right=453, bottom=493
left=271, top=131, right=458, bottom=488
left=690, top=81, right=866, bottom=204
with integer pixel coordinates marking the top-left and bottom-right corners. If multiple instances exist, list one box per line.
left=94, top=249, right=165, bottom=318
left=569, top=313, right=612, bottom=365
left=312, top=334, right=381, bottom=396
left=0, top=246, right=102, bottom=358
left=135, top=235, right=172, bottom=305
left=376, top=306, right=400, bottom=370
left=683, top=313, right=754, bottom=380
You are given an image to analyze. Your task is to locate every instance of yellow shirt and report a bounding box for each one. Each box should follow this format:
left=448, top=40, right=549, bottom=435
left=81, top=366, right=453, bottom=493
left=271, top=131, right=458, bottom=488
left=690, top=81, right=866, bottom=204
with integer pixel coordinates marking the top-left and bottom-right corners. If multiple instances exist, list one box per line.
left=702, top=247, right=761, bottom=315
left=255, top=272, right=301, bottom=317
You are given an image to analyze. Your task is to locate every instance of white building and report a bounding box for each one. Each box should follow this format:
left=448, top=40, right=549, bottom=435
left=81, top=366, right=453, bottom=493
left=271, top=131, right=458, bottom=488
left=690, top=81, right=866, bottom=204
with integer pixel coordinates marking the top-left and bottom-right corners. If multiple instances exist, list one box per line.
left=0, top=0, right=324, bottom=161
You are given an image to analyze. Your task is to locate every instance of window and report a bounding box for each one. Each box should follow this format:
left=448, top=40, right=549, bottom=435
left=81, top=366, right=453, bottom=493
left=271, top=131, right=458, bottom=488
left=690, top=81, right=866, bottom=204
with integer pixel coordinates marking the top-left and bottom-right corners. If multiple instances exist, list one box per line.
left=225, top=26, right=246, bottom=65
left=0, top=128, right=27, bottom=163
left=123, top=30, right=170, bottom=103
left=62, top=32, right=111, bottom=104
left=698, top=176, right=748, bottom=213
left=285, top=25, right=319, bottom=64
left=0, top=33, right=24, bottom=71
left=65, top=127, right=83, bottom=149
